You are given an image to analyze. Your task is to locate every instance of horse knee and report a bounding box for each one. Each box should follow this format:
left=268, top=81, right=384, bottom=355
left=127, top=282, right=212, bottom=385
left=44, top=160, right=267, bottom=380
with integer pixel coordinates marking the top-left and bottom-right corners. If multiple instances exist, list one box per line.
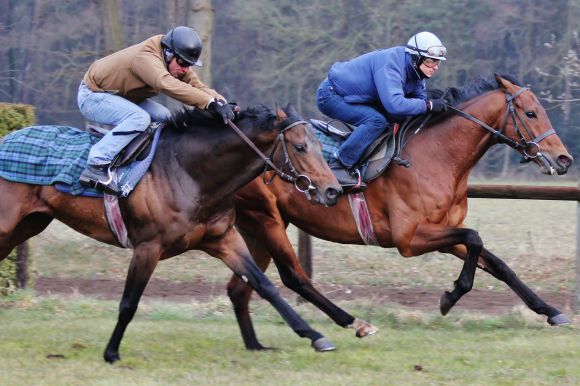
left=276, top=264, right=309, bottom=290
left=464, top=230, right=483, bottom=253
left=227, top=276, right=252, bottom=307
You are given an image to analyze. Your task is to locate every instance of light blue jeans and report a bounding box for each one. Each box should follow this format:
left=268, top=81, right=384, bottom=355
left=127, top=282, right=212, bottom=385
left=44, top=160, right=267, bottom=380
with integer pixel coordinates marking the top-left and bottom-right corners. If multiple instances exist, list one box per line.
left=77, top=81, right=171, bottom=166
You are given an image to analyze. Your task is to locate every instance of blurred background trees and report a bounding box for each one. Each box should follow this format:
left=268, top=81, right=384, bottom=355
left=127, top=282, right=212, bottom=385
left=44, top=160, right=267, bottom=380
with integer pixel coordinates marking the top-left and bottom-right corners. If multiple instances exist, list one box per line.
left=0, top=0, right=578, bottom=178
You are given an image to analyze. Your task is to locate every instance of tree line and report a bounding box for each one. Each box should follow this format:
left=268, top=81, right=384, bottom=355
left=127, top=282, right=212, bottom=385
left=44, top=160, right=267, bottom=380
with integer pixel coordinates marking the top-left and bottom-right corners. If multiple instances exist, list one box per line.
left=1, top=0, right=578, bottom=178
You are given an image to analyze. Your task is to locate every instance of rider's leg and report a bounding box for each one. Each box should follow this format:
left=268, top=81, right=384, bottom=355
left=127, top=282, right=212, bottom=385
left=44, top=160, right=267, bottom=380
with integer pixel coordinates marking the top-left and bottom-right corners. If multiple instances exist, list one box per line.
left=78, top=82, right=151, bottom=193
left=138, top=99, right=171, bottom=123
left=315, top=80, right=387, bottom=168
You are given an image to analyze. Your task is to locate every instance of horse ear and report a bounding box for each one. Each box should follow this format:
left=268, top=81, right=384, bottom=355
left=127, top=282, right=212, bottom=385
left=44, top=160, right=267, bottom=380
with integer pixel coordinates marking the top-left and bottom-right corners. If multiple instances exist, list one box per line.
left=494, top=73, right=511, bottom=90
left=285, top=103, right=299, bottom=117
left=276, top=105, right=288, bottom=120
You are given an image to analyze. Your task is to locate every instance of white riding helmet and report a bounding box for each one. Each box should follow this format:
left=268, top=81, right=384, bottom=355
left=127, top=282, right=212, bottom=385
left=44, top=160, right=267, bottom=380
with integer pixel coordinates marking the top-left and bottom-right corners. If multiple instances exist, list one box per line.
left=405, top=31, right=447, bottom=61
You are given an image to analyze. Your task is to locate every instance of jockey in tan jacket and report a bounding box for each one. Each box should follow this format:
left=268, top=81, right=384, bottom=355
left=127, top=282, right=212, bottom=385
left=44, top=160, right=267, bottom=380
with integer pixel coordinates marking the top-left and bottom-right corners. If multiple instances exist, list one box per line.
left=78, top=26, right=237, bottom=195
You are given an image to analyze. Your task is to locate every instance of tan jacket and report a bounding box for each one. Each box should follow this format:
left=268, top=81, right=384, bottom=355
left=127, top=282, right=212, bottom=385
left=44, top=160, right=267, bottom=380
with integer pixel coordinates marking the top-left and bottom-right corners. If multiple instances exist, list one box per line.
left=83, top=35, right=225, bottom=109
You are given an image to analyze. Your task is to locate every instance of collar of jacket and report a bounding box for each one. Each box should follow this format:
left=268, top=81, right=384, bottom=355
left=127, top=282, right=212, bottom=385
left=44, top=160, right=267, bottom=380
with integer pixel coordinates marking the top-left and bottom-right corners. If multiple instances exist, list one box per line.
left=404, top=52, right=423, bottom=81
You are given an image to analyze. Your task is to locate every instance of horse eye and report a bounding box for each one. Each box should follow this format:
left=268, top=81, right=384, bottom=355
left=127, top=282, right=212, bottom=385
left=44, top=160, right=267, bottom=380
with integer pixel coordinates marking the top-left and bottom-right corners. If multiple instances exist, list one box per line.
left=294, top=144, right=306, bottom=152
left=525, top=111, right=537, bottom=119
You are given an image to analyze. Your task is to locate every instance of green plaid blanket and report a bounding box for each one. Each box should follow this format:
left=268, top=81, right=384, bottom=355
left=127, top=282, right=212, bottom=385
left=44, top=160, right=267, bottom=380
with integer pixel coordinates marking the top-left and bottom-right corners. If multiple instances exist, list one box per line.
left=311, top=127, right=343, bottom=162
left=0, top=125, right=100, bottom=196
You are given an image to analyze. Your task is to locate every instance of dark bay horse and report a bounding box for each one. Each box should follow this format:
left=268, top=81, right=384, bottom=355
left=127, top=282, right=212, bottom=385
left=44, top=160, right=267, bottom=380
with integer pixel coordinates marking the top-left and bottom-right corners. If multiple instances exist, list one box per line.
left=230, top=74, right=574, bottom=350
left=0, top=105, right=342, bottom=362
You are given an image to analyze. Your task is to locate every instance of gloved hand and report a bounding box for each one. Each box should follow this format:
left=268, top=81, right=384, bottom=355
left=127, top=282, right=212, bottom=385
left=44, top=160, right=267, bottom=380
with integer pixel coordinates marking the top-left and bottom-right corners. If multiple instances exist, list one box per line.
left=227, top=101, right=241, bottom=119
left=429, top=98, right=447, bottom=113
left=208, top=100, right=236, bottom=124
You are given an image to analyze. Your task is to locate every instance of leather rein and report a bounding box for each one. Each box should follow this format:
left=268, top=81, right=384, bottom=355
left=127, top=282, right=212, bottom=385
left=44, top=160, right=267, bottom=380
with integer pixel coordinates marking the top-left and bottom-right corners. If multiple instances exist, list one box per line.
left=226, top=119, right=316, bottom=197
left=446, top=86, right=557, bottom=174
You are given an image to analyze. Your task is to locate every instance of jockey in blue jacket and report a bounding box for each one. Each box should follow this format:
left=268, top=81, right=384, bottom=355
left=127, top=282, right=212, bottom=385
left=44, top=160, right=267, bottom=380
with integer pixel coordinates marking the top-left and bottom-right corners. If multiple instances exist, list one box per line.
left=316, top=31, right=447, bottom=189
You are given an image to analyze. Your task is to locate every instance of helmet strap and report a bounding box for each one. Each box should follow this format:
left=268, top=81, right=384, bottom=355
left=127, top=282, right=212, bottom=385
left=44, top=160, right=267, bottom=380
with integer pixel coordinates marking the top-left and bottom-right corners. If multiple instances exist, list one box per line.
left=163, top=48, right=174, bottom=64
left=411, top=55, right=428, bottom=80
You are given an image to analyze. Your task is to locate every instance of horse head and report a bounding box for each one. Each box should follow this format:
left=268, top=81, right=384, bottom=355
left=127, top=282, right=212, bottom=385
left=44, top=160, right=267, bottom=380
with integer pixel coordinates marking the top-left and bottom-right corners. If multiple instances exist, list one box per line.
left=493, top=74, right=573, bottom=175
left=169, top=104, right=341, bottom=206
left=268, top=104, right=342, bottom=205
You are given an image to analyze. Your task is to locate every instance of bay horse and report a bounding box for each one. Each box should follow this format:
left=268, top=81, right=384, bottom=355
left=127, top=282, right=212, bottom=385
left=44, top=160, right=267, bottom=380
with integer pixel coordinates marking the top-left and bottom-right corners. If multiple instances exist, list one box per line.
left=230, top=74, right=574, bottom=350
left=0, top=105, right=342, bottom=362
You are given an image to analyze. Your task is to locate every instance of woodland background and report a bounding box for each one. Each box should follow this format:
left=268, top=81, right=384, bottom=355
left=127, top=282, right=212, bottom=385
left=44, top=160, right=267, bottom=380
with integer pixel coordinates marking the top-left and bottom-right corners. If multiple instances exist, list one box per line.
left=1, top=0, right=579, bottom=178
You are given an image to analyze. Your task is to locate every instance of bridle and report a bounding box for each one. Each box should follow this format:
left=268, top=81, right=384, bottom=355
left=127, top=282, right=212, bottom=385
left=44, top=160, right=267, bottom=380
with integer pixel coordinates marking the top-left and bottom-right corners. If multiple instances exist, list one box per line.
left=446, top=86, right=557, bottom=174
left=226, top=119, right=317, bottom=199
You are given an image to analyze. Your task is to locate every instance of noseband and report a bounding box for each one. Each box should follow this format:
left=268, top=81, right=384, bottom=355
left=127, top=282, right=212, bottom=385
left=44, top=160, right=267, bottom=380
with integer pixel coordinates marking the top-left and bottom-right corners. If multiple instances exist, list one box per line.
left=447, top=87, right=557, bottom=174
left=227, top=119, right=316, bottom=198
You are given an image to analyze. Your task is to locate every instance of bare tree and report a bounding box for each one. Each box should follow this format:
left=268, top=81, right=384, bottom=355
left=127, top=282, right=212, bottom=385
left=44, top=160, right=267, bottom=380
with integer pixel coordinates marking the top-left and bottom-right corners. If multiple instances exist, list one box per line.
left=99, top=0, right=125, bottom=53
left=188, top=0, right=214, bottom=85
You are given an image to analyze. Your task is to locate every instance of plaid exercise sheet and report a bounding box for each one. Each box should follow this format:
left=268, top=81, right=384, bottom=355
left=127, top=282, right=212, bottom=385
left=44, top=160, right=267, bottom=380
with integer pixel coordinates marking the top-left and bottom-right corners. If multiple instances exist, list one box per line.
left=0, top=125, right=100, bottom=195
left=312, top=128, right=343, bottom=162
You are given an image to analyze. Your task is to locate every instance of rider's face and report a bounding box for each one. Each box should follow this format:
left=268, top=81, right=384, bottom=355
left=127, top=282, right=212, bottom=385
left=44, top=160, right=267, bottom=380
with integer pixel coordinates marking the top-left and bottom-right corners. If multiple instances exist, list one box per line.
left=168, top=57, right=190, bottom=78
left=419, top=58, right=440, bottom=78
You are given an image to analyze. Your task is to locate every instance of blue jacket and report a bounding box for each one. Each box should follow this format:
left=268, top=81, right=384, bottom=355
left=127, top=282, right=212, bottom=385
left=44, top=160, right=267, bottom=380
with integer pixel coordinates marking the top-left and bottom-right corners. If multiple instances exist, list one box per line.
left=327, top=46, right=427, bottom=121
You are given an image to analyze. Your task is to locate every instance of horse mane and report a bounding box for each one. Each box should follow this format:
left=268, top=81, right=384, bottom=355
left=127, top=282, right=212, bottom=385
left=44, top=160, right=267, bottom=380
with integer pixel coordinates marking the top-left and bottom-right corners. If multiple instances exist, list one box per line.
left=167, top=105, right=278, bottom=134
left=428, top=72, right=522, bottom=106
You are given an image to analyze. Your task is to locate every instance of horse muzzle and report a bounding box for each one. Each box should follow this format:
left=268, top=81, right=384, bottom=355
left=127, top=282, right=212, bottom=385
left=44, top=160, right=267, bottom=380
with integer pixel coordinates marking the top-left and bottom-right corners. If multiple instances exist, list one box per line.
left=534, top=152, right=573, bottom=175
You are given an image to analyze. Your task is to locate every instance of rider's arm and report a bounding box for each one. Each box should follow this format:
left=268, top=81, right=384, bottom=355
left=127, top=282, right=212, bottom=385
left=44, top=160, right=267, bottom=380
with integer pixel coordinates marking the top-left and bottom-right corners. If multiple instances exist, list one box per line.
left=132, top=53, right=216, bottom=109
left=374, top=51, right=428, bottom=116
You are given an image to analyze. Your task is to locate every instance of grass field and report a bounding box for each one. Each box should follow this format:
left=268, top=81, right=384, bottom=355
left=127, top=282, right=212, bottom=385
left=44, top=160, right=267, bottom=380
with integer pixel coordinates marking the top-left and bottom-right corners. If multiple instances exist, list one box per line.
left=28, top=195, right=577, bottom=293
left=0, top=294, right=578, bottom=386
left=1, top=184, right=579, bottom=385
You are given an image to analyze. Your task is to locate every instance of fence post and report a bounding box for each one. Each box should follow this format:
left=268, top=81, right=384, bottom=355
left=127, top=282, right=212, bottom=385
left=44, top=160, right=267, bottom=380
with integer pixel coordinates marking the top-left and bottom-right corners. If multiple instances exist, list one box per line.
left=297, top=229, right=312, bottom=278
left=16, top=243, right=28, bottom=289
left=575, top=183, right=580, bottom=313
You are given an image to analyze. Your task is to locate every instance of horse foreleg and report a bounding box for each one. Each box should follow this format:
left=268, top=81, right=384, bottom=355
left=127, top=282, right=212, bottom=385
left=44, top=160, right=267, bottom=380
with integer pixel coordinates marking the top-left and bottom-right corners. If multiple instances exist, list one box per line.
left=235, top=216, right=376, bottom=344
left=204, top=227, right=335, bottom=352
left=479, top=247, right=570, bottom=326
left=406, top=223, right=483, bottom=316
left=104, top=243, right=161, bottom=363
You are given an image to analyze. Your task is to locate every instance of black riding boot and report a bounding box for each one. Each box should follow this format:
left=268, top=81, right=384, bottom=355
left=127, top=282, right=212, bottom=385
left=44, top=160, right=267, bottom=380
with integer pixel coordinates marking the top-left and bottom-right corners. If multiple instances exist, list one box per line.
left=79, top=165, right=120, bottom=195
left=328, top=157, right=366, bottom=191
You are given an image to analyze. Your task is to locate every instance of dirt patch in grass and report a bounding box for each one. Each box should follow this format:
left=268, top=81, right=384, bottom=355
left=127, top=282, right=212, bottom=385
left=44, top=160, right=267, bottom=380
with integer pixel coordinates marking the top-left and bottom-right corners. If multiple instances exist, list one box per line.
left=34, top=276, right=573, bottom=315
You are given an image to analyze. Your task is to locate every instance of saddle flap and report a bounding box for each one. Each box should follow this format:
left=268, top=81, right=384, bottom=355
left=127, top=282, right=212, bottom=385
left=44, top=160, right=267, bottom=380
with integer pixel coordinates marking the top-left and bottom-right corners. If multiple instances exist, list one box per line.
left=362, top=132, right=396, bottom=182
left=113, top=123, right=161, bottom=167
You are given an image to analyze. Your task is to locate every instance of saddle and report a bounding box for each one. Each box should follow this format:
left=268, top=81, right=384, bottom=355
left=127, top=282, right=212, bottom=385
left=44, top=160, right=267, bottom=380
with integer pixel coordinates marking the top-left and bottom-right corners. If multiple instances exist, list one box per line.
left=85, top=120, right=160, bottom=168
left=309, top=116, right=425, bottom=184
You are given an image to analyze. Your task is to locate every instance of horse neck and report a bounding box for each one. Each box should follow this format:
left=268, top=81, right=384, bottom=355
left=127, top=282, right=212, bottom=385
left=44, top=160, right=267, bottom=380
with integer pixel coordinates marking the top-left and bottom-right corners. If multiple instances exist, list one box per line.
left=163, top=124, right=278, bottom=197
left=420, top=91, right=507, bottom=179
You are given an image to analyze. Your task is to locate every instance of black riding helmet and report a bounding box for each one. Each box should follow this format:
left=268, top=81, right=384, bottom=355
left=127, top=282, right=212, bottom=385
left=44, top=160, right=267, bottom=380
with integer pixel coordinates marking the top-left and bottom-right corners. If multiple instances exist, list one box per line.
left=161, top=26, right=203, bottom=66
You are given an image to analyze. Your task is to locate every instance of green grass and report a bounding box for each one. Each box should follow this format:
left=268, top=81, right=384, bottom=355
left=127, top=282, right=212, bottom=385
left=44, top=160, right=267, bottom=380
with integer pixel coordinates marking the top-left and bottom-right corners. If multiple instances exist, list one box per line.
left=3, top=184, right=579, bottom=385
left=28, top=197, right=577, bottom=293
left=0, top=294, right=579, bottom=386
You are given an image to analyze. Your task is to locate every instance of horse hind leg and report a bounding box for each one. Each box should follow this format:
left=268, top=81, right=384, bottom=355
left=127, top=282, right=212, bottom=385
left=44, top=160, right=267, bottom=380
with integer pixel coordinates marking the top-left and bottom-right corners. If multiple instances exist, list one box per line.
left=404, top=224, right=483, bottom=316
left=227, top=225, right=273, bottom=350
left=0, top=212, right=54, bottom=260
left=478, top=247, right=570, bottom=326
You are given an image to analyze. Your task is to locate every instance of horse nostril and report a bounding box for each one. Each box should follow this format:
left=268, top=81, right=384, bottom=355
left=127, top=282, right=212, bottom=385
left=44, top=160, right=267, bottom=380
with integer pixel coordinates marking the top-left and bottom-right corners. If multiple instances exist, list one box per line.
left=557, top=154, right=573, bottom=169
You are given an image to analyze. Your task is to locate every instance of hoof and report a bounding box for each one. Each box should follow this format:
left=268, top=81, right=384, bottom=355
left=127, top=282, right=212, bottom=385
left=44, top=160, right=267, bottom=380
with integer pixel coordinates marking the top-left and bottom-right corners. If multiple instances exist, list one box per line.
left=548, top=313, right=571, bottom=326
left=104, top=351, right=120, bottom=364
left=349, top=318, right=379, bottom=338
left=312, top=337, right=336, bottom=352
left=439, top=291, right=453, bottom=316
